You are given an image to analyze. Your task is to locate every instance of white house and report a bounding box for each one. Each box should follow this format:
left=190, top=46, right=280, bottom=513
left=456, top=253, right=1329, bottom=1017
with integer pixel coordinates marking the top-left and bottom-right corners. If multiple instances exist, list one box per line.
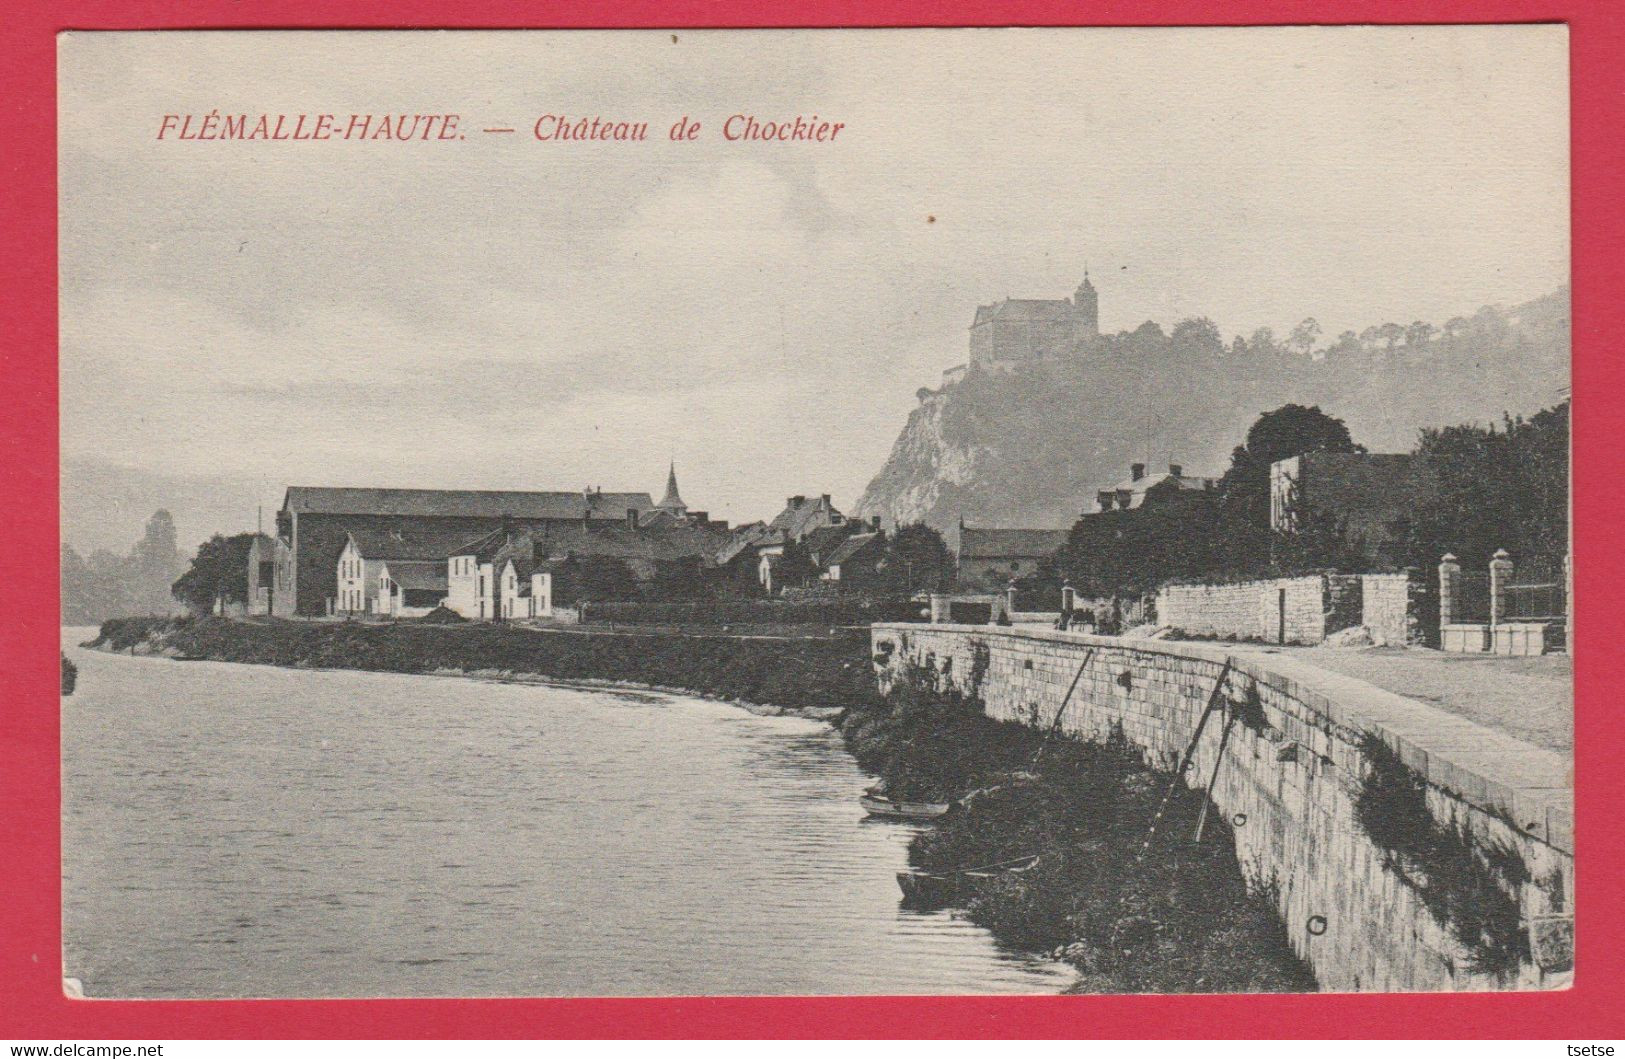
left=445, top=551, right=495, bottom=620
left=335, top=535, right=378, bottom=615
left=374, top=559, right=449, bottom=618
left=336, top=532, right=452, bottom=617
left=446, top=530, right=552, bottom=622
left=497, top=558, right=553, bottom=620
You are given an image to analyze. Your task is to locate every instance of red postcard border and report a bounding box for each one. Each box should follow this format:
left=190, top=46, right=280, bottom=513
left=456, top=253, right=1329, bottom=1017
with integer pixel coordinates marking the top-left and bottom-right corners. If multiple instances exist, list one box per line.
left=3, top=0, right=1619, bottom=1040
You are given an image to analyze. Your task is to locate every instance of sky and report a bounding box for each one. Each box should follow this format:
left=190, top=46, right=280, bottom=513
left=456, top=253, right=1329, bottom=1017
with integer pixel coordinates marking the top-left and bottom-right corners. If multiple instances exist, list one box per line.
left=58, top=27, right=1569, bottom=547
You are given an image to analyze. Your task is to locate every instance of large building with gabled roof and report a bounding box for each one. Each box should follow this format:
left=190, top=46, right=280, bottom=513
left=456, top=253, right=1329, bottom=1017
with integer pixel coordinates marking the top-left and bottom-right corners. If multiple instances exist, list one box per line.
left=275, top=484, right=657, bottom=616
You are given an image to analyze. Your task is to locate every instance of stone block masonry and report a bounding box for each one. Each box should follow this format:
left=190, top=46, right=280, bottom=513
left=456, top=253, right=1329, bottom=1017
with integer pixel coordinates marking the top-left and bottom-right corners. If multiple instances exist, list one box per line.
left=1157, top=575, right=1326, bottom=643
left=1157, top=572, right=1425, bottom=646
left=871, top=623, right=1573, bottom=993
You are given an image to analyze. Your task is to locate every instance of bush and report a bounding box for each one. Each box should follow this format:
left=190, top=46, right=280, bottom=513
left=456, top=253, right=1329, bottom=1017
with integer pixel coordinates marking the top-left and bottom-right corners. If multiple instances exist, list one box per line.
left=88, top=617, right=884, bottom=714
left=61, top=654, right=77, bottom=695
left=584, top=597, right=917, bottom=627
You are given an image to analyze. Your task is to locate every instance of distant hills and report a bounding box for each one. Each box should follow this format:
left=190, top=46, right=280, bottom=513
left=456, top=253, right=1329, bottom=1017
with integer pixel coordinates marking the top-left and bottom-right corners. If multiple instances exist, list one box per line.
left=853, top=287, right=1570, bottom=537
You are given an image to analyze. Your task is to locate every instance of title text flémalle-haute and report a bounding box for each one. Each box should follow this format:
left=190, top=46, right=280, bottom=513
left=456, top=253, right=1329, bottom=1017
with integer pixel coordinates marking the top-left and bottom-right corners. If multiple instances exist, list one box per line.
left=154, top=113, right=845, bottom=144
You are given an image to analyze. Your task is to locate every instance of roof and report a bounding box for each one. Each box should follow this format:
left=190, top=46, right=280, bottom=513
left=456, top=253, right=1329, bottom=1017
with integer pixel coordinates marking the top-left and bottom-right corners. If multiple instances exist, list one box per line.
left=972, top=298, right=1076, bottom=326
left=1107, top=471, right=1216, bottom=509
left=381, top=560, right=448, bottom=593
left=715, top=522, right=772, bottom=565
left=527, top=520, right=730, bottom=566
left=766, top=495, right=843, bottom=541
left=803, top=524, right=858, bottom=562
left=283, top=486, right=654, bottom=520
left=823, top=532, right=883, bottom=568
left=958, top=527, right=1067, bottom=560
left=448, top=526, right=515, bottom=562
left=343, top=525, right=488, bottom=562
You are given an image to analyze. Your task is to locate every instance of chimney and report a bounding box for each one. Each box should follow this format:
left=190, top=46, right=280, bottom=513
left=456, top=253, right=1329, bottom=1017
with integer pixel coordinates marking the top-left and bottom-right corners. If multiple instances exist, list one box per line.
left=1169, top=463, right=1183, bottom=478
left=822, top=493, right=832, bottom=506
left=789, top=495, right=805, bottom=507
left=1131, top=462, right=1146, bottom=482
left=627, top=508, right=639, bottom=529
left=870, top=515, right=882, bottom=531
left=1097, top=490, right=1114, bottom=512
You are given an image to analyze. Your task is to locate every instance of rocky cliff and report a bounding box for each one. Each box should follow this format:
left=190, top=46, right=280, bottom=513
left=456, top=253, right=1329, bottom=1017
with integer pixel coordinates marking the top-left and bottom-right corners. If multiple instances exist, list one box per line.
left=854, top=288, right=1570, bottom=538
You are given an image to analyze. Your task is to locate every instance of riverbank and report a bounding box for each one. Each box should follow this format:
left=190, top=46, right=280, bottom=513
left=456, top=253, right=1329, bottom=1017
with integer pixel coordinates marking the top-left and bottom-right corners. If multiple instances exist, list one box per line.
left=91, top=615, right=1316, bottom=993
left=839, top=662, right=1318, bottom=993
left=87, top=616, right=881, bottom=720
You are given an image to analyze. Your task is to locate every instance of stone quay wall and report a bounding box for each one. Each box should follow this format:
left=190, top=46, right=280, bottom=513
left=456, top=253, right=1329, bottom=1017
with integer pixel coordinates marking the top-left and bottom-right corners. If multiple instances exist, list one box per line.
left=871, top=623, right=1573, bottom=993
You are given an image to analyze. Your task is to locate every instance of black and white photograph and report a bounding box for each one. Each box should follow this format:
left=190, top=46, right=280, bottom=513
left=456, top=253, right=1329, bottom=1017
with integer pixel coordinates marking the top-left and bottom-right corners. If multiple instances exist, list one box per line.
left=58, top=26, right=1571, bottom=998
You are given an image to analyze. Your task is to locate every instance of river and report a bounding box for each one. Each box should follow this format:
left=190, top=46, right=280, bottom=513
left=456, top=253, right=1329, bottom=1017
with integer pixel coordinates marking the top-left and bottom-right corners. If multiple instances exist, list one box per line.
left=61, top=632, right=1072, bottom=997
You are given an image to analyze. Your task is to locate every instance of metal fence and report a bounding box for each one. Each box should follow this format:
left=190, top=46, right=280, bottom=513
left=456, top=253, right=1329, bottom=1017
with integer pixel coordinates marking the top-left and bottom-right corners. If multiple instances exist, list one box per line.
left=1505, top=580, right=1566, bottom=621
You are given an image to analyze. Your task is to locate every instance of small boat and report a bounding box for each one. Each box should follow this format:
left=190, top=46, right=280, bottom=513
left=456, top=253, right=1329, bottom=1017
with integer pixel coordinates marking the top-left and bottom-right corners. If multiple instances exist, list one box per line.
left=896, top=854, right=1041, bottom=909
left=860, top=786, right=955, bottom=821
left=962, top=854, right=1040, bottom=884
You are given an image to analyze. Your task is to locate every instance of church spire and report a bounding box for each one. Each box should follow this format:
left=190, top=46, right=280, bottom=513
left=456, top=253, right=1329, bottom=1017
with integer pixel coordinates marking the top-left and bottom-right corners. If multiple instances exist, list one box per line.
left=657, top=461, right=687, bottom=514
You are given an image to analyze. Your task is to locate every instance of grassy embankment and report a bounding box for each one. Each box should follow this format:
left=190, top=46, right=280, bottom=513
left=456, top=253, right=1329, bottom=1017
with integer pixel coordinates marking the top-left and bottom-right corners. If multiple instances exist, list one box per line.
left=88, top=616, right=881, bottom=715
left=839, top=663, right=1317, bottom=994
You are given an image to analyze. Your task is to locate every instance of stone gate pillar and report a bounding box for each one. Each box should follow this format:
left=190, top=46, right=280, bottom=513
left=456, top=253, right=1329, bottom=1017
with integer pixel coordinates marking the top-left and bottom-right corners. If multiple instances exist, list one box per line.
left=1489, top=549, right=1514, bottom=629
left=1438, top=554, right=1460, bottom=634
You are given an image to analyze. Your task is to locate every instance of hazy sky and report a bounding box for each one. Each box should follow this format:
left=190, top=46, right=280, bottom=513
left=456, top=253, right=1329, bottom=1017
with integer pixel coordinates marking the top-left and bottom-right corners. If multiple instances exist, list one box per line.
left=59, top=27, right=1569, bottom=533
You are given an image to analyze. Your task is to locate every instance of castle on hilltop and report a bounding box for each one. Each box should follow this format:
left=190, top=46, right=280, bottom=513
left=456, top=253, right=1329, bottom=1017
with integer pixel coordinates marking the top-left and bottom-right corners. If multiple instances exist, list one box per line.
left=940, top=272, right=1102, bottom=387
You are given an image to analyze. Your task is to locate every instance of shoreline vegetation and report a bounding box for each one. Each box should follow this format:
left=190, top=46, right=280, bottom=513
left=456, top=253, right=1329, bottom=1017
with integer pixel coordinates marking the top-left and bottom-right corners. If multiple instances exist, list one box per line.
left=840, top=663, right=1316, bottom=993
left=85, top=616, right=879, bottom=720
left=88, top=615, right=1315, bottom=993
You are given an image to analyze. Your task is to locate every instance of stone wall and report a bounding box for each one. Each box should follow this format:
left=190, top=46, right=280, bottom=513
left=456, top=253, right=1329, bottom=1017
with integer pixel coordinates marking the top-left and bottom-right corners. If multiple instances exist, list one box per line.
left=871, top=623, right=1573, bottom=993
left=1158, top=573, right=1424, bottom=647
left=1362, top=572, right=1422, bottom=646
left=1158, top=575, right=1326, bottom=643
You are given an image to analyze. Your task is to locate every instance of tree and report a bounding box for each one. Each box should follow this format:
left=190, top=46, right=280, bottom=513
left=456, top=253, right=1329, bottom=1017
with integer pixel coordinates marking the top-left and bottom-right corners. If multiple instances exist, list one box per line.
left=1214, top=405, right=1363, bottom=574
left=1288, top=317, right=1322, bottom=357
left=1405, top=320, right=1437, bottom=348
left=1376, top=322, right=1405, bottom=351
left=884, top=523, right=951, bottom=593
left=1170, top=316, right=1224, bottom=358
left=1398, top=401, right=1569, bottom=571
left=1248, top=327, right=1279, bottom=357
left=171, top=533, right=257, bottom=614
left=552, top=555, right=639, bottom=606
left=1329, top=330, right=1361, bottom=358
left=132, top=509, right=180, bottom=580
left=780, top=538, right=820, bottom=590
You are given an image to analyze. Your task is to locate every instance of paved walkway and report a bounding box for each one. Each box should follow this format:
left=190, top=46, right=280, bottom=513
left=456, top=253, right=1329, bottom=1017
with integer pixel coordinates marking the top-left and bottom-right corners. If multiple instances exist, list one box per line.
left=1229, top=644, right=1572, bottom=757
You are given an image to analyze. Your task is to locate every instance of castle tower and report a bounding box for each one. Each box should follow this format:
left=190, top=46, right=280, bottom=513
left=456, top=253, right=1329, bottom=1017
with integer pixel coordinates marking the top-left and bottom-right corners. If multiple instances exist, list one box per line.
left=1074, top=271, right=1099, bottom=338
left=656, top=461, right=687, bottom=517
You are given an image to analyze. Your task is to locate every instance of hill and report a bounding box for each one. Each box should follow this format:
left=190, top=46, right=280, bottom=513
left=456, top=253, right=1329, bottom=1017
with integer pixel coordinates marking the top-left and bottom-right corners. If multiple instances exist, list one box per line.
left=853, top=288, right=1570, bottom=537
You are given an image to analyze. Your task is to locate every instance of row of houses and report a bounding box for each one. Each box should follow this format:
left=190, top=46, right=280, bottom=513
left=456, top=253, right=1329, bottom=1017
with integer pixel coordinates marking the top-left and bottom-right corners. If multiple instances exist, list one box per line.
left=250, top=467, right=727, bottom=619
left=246, top=470, right=899, bottom=622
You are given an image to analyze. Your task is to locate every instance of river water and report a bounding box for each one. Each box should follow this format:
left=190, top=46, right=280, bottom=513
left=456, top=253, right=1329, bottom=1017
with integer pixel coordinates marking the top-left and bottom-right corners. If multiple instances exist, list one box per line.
left=61, top=632, right=1071, bottom=997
